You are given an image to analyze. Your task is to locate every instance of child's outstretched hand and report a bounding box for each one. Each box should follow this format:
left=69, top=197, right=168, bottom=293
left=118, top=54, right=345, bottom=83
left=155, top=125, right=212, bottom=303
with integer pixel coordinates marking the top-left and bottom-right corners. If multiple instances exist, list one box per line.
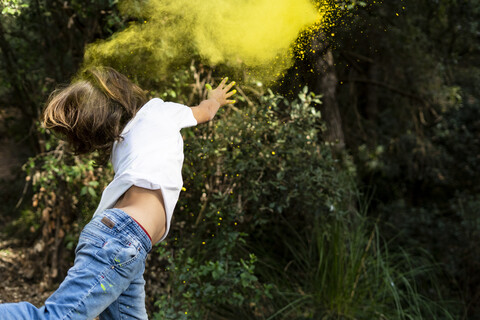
left=206, top=77, right=236, bottom=107
left=191, top=78, right=237, bottom=124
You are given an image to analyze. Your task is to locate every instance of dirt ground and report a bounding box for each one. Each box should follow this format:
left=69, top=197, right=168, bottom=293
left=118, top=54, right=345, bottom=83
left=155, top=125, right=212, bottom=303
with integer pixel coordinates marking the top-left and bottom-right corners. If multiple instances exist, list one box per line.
left=0, top=238, right=56, bottom=306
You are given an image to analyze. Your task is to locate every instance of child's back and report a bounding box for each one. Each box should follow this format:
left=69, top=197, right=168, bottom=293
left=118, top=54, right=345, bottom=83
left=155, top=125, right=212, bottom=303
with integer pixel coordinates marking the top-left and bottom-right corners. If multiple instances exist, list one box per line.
left=102, top=98, right=198, bottom=244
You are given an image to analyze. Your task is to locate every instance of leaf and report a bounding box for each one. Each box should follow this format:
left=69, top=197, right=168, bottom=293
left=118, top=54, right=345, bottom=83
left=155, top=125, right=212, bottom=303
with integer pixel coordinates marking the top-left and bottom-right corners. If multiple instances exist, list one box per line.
left=87, top=187, right=96, bottom=197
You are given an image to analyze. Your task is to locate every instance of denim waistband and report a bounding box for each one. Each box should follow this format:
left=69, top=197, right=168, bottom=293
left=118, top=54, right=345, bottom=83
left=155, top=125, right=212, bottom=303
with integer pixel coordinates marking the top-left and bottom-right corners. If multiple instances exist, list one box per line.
left=92, top=208, right=153, bottom=253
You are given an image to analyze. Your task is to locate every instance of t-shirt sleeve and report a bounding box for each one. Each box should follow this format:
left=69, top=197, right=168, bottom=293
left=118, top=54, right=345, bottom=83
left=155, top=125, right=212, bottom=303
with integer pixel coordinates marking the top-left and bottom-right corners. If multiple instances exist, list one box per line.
left=162, top=102, right=198, bottom=129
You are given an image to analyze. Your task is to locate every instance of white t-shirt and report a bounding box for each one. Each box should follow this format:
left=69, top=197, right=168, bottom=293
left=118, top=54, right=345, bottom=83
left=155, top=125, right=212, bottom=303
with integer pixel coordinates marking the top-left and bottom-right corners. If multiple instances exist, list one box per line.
left=93, top=98, right=197, bottom=242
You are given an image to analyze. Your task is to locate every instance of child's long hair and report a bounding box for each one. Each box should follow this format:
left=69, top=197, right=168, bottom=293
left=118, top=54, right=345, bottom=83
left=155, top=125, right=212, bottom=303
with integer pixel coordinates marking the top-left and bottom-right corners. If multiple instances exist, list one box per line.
left=43, top=67, right=147, bottom=165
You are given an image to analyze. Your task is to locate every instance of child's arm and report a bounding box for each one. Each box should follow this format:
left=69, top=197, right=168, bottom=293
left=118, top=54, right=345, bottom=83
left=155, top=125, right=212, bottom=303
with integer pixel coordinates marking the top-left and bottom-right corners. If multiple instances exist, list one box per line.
left=191, top=78, right=236, bottom=124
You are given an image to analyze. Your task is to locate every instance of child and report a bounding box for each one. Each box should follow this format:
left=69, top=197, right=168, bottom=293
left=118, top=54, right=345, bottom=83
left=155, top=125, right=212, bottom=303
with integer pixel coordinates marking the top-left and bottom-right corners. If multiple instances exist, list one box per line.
left=0, top=66, right=236, bottom=319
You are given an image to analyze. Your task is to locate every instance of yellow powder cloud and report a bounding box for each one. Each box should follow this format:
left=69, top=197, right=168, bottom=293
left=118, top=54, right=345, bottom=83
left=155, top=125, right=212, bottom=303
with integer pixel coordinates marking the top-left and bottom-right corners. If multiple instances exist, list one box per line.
left=85, top=0, right=323, bottom=81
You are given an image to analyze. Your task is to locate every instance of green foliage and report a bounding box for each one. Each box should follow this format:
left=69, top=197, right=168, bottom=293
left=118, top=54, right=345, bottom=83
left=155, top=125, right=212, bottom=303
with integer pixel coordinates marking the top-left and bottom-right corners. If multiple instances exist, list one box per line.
left=23, top=126, right=112, bottom=223
left=154, top=246, right=272, bottom=320
left=1, top=0, right=28, bottom=16
left=341, top=0, right=367, bottom=10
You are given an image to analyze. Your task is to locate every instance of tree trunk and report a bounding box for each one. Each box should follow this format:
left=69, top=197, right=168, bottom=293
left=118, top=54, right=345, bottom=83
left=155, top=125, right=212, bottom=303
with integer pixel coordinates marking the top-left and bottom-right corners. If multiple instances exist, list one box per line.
left=366, top=63, right=379, bottom=122
left=314, top=38, right=345, bottom=151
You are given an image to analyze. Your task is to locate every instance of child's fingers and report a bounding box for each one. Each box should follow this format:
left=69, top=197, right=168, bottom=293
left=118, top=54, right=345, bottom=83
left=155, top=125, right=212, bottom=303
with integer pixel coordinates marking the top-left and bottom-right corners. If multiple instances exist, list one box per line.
left=224, top=80, right=236, bottom=91
left=217, top=77, right=229, bottom=88
left=205, top=83, right=213, bottom=91
left=226, top=89, right=237, bottom=98
left=226, top=99, right=236, bottom=104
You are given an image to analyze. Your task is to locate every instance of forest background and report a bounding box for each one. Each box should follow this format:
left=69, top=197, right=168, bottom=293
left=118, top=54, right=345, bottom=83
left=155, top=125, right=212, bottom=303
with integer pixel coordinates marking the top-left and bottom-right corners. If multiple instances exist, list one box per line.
left=0, top=0, right=479, bottom=319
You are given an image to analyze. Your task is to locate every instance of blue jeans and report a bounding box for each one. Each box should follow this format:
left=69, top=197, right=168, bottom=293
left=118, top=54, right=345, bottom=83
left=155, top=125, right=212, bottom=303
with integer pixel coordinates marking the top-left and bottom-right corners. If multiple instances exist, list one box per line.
left=0, top=208, right=152, bottom=320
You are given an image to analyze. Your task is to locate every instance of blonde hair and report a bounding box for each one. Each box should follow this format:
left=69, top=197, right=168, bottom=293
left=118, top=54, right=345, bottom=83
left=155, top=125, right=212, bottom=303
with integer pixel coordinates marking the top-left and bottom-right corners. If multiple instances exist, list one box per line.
left=43, top=67, right=147, bottom=165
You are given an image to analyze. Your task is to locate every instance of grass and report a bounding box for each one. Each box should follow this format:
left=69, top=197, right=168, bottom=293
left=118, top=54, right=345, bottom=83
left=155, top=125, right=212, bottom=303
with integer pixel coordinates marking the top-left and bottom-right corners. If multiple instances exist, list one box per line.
left=254, top=211, right=457, bottom=320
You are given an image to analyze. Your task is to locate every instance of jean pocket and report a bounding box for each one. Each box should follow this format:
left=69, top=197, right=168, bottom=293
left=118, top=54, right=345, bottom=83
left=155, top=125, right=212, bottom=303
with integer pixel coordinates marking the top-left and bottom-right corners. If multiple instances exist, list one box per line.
left=111, top=241, right=141, bottom=268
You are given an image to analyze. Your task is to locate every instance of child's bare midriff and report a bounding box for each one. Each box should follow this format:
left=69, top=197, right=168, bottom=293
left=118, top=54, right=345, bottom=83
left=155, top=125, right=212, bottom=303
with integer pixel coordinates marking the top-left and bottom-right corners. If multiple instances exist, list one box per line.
left=113, top=185, right=166, bottom=244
